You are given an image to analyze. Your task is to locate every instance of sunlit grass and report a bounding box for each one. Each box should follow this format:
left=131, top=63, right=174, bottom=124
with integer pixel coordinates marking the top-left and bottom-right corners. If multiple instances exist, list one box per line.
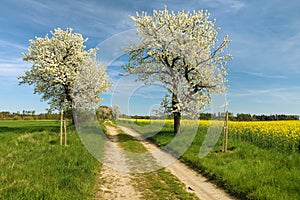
left=119, top=118, right=300, bottom=200
left=0, top=120, right=100, bottom=199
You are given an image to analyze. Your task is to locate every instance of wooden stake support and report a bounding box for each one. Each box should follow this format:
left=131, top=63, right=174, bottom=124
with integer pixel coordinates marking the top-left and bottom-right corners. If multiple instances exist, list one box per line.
left=64, top=119, right=67, bottom=146
left=60, top=109, right=63, bottom=145
left=222, top=111, right=229, bottom=153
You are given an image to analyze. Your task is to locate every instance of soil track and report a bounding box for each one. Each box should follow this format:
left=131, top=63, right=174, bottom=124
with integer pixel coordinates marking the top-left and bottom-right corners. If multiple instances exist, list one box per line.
left=94, top=124, right=236, bottom=200
left=93, top=125, right=141, bottom=200
left=118, top=125, right=236, bottom=200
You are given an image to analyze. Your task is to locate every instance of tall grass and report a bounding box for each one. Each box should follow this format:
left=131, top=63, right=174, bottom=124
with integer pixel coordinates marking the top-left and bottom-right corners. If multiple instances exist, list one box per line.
left=0, top=120, right=100, bottom=200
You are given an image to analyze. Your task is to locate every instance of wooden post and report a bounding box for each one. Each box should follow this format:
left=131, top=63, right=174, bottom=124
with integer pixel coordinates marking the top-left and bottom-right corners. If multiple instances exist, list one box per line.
left=60, top=109, right=63, bottom=145
left=225, top=111, right=229, bottom=153
left=222, top=125, right=226, bottom=153
left=222, top=111, right=229, bottom=153
left=64, top=119, right=67, bottom=146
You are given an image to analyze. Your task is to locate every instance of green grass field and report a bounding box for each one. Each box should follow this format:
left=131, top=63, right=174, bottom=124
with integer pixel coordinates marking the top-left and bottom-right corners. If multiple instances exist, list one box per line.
left=119, top=119, right=300, bottom=200
left=0, top=120, right=198, bottom=200
left=3, top=119, right=300, bottom=200
left=0, top=120, right=100, bottom=199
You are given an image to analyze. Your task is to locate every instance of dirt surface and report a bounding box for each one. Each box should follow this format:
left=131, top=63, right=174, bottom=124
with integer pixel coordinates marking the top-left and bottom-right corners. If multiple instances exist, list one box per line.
left=93, top=125, right=141, bottom=200
left=118, top=125, right=236, bottom=200
left=94, top=124, right=236, bottom=200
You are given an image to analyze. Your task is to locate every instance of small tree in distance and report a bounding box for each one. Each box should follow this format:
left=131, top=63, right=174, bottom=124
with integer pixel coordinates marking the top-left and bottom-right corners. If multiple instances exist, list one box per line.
left=123, top=7, right=232, bottom=134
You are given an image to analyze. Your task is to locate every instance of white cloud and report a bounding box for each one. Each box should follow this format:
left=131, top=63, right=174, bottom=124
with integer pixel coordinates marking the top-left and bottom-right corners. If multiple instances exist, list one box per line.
left=231, top=89, right=271, bottom=97
left=203, top=0, right=246, bottom=12
left=108, top=76, right=165, bottom=99
left=0, top=40, right=27, bottom=51
left=245, top=72, right=287, bottom=79
left=0, top=58, right=30, bottom=77
left=230, top=87, right=300, bottom=104
left=2, top=0, right=300, bottom=115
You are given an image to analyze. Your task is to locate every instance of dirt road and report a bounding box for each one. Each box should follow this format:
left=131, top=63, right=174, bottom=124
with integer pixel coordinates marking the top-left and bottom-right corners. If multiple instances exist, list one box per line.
left=118, top=125, right=236, bottom=200
left=93, top=125, right=141, bottom=200
left=94, top=123, right=236, bottom=200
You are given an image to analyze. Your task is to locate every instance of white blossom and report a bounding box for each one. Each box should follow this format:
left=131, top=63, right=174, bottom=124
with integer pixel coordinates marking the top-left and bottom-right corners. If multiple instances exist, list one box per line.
left=19, top=28, right=110, bottom=112
left=123, top=7, right=232, bottom=118
left=72, top=55, right=111, bottom=110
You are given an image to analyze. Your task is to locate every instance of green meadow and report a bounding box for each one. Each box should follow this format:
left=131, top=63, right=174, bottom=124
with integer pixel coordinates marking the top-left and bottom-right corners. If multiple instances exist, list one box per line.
left=0, top=120, right=100, bottom=200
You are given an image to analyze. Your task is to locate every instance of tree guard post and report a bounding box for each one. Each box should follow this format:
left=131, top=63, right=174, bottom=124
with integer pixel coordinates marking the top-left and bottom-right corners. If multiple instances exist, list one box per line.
left=64, top=119, right=67, bottom=146
left=222, top=111, right=229, bottom=153
left=60, top=109, right=63, bottom=146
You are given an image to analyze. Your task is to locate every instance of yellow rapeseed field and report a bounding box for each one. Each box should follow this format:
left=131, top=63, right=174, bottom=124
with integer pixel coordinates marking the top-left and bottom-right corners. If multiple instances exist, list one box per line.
left=229, top=120, right=300, bottom=152
left=119, top=118, right=300, bottom=153
left=229, top=121, right=300, bottom=140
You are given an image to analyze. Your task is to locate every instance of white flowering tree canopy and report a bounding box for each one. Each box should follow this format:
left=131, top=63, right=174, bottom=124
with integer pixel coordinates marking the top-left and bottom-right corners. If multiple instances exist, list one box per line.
left=123, top=7, right=232, bottom=117
left=19, top=28, right=110, bottom=112
left=72, top=55, right=111, bottom=110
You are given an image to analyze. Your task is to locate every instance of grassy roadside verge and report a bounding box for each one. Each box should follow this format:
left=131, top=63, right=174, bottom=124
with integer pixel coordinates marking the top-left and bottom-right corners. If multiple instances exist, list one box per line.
left=118, top=121, right=300, bottom=200
left=113, top=127, right=198, bottom=200
left=122, top=121, right=300, bottom=200
left=0, top=120, right=100, bottom=199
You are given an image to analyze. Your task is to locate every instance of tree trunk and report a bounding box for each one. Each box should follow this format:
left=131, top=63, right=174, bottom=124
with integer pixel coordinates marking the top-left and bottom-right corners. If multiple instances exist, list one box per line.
left=64, top=108, right=75, bottom=125
left=172, top=93, right=181, bottom=134
left=65, top=87, right=75, bottom=125
left=173, top=112, right=181, bottom=134
left=70, top=109, right=75, bottom=125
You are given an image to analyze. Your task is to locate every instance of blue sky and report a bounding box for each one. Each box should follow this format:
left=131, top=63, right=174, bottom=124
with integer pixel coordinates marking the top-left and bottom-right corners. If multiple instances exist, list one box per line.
left=0, top=0, right=300, bottom=115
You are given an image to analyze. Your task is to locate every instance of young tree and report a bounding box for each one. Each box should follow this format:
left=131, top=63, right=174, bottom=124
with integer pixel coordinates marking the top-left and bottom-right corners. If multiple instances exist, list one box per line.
left=19, top=28, right=110, bottom=144
left=123, top=7, right=231, bottom=134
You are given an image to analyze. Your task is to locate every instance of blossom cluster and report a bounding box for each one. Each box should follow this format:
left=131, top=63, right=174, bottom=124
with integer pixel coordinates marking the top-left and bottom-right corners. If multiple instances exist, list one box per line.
left=124, top=7, right=231, bottom=116
left=19, top=28, right=110, bottom=111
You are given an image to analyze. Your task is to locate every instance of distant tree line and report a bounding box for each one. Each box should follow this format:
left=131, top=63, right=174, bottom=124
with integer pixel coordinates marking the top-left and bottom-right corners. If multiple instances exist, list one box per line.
left=0, top=111, right=60, bottom=120
left=232, top=113, right=299, bottom=121
left=200, top=113, right=299, bottom=121
left=1, top=110, right=298, bottom=121
left=0, top=105, right=121, bottom=121
left=122, top=112, right=299, bottom=121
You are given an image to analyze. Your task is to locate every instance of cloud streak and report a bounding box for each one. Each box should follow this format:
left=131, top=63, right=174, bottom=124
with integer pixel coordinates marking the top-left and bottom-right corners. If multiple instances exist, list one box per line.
left=0, top=58, right=30, bottom=77
left=0, top=40, right=27, bottom=51
left=1, top=0, right=300, bottom=115
left=245, top=72, right=287, bottom=79
left=230, top=86, right=300, bottom=104
left=203, top=0, right=246, bottom=12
